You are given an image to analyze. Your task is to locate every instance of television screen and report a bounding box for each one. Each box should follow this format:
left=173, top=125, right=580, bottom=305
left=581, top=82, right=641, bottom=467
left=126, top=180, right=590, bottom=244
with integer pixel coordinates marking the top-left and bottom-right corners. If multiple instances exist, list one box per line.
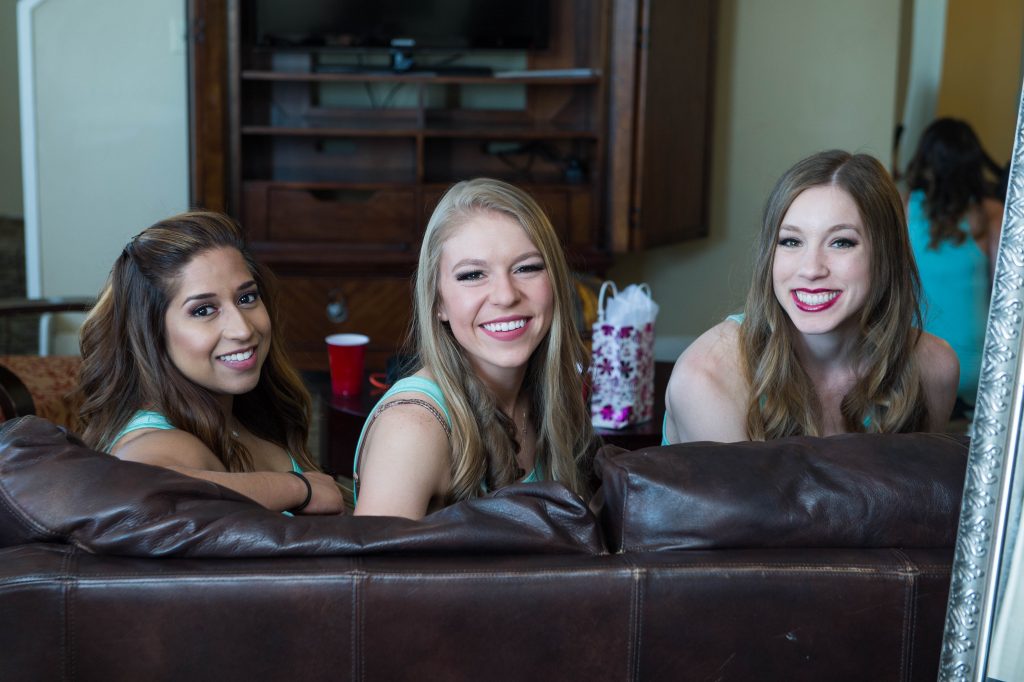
left=254, top=0, right=551, bottom=50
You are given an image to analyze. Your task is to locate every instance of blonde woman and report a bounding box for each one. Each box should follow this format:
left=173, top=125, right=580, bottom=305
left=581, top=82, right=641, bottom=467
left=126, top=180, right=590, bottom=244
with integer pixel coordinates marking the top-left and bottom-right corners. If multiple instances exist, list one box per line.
left=663, top=150, right=959, bottom=444
left=353, top=178, right=596, bottom=519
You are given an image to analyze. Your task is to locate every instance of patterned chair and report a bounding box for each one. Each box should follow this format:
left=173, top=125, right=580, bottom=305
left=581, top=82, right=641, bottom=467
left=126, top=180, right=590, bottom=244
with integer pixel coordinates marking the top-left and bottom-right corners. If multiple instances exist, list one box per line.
left=0, top=298, right=92, bottom=429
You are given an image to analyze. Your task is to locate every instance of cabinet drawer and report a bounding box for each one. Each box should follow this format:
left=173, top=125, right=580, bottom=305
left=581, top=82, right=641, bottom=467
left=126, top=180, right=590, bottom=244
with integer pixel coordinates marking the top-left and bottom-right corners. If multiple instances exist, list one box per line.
left=267, top=187, right=419, bottom=246
left=275, top=275, right=414, bottom=372
left=422, top=185, right=591, bottom=246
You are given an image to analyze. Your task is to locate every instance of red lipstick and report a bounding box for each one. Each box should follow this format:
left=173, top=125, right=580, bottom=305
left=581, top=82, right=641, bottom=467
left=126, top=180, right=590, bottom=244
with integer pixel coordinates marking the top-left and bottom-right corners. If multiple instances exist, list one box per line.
left=791, top=289, right=841, bottom=313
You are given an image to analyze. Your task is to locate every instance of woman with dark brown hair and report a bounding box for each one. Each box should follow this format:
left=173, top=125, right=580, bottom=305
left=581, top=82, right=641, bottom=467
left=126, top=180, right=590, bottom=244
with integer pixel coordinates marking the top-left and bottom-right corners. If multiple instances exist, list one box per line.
left=663, top=150, right=959, bottom=443
left=905, top=118, right=1004, bottom=409
left=76, top=211, right=344, bottom=514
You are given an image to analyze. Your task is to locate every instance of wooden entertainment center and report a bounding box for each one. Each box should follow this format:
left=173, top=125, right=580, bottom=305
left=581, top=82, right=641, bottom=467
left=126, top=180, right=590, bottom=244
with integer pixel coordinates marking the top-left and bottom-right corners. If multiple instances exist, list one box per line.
left=188, top=0, right=715, bottom=371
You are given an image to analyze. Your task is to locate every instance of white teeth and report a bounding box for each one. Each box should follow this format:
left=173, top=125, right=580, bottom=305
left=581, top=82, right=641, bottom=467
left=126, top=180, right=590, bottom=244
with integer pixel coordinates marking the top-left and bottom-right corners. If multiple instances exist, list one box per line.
left=795, top=291, right=839, bottom=306
left=219, top=349, right=254, bottom=362
left=483, top=319, right=526, bottom=333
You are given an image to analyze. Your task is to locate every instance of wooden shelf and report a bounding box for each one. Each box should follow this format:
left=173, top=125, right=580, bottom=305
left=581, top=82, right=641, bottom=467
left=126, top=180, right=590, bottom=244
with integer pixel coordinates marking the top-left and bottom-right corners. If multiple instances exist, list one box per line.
left=241, top=123, right=599, bottom=139
left=241, top=69, right=601, bottom=86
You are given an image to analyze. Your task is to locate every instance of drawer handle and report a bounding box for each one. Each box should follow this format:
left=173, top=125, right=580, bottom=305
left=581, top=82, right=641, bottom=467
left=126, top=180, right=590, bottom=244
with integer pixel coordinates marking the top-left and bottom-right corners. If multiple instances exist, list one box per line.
left=326, top=289, right=348, bottom=323
left=309, top=189, right=377, bottom=203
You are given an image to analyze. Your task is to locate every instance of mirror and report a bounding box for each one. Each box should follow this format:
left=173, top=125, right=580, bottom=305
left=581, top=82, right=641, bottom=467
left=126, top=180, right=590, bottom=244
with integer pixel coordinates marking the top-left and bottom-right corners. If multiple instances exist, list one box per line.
left=940, top=77, right=1024, bottom=681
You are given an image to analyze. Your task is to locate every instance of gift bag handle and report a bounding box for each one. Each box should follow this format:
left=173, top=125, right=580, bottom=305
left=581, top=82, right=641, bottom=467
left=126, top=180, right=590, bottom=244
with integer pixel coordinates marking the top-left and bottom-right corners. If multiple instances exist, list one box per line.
left=597, top=281, right=618, bottom=323
left=597, top=282, right=654, bottom=323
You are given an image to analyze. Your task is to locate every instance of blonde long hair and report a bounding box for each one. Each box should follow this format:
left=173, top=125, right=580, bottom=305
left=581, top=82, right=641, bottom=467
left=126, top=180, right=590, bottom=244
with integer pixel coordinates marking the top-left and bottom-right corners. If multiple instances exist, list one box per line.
left=412, top=178, right=595, bottom=502
left=741, top=150, right=928, bottom=439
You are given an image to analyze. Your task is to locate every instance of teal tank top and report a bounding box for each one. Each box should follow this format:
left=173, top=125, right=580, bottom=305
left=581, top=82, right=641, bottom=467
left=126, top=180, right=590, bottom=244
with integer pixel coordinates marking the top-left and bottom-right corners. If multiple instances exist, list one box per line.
left=352, top=376, right=540, bottom=502
left=110, top=410, right=302, bottom=473
left=907, top=190, right=989, bottom=403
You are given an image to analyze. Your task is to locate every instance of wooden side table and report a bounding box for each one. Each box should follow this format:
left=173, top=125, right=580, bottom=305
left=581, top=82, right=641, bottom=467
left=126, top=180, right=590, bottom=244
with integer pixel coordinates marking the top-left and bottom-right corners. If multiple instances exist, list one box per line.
left=302, top=370, right=379, bottom=477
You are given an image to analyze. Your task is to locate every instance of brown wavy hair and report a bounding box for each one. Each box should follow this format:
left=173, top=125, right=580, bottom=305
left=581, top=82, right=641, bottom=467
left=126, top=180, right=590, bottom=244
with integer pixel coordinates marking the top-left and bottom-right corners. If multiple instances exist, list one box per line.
left=411, top=178, right=596, bottom=502
left=75, top=211, right=318, bottom=472
left=741, top=150, right=928, bottom=439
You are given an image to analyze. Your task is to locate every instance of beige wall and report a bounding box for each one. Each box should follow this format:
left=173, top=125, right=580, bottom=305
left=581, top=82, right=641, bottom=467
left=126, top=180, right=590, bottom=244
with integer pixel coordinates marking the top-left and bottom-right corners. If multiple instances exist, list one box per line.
left=0, top=0, right=22, bottom=217
left=937, top=0, right=1024, bottom=164
left=25, top=0, right=189, bottom=300
left=609, top=0, right=904, bottom=359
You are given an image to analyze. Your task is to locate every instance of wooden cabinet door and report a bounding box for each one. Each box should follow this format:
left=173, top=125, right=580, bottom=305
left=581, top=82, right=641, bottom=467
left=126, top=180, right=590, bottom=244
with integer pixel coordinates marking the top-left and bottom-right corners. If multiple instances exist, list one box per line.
left=607, top=0, right=716, bottom=251
left=274, top=274, right=415, bottom=372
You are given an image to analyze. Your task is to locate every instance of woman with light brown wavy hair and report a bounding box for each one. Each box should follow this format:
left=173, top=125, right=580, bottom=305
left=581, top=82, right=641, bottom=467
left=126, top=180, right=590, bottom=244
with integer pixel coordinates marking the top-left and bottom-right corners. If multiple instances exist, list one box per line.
left=353, top=178, right=597, bottom=519
left=76, top=211, right=345, bottom=514
left=663, top=150, right=959, bottom=443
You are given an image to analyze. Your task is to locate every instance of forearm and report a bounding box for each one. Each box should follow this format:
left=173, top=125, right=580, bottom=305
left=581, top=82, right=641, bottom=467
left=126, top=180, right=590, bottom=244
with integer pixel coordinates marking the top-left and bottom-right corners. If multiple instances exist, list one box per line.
left=165, top=466, right=307, bottom=512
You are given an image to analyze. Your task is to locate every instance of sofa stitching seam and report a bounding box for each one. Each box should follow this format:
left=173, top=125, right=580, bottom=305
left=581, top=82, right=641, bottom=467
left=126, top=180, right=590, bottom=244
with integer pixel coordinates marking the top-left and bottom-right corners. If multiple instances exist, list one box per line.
left=62, top=547, right=75, bottom=682
left=354, top=571, right=360, bottom=682
left=633, top=566, right=643, bottom=682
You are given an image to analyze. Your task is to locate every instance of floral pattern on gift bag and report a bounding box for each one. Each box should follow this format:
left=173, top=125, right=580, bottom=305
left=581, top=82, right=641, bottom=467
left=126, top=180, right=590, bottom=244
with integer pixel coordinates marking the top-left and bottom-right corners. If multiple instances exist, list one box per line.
left=590, top=282, right=657, bottom=429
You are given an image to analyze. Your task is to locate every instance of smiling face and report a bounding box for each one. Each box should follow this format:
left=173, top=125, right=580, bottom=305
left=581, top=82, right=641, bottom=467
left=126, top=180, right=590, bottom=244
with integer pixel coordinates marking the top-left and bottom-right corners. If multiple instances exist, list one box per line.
left=163, top=247, right=271, bottom=399
left=772, top=184, right=872, bottom=337
left=436, top=210, right=554, bottom=384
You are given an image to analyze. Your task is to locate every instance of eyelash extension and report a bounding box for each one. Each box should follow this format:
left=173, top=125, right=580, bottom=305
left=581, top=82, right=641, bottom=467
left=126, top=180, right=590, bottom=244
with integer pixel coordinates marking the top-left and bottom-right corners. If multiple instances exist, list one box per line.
left=455, top=271, right=484, bottom=282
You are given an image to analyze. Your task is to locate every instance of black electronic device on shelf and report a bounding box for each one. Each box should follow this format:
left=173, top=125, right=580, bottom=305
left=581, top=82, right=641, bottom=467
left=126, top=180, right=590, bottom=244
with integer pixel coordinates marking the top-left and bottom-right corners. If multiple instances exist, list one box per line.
left=254, top=0, right=551, bottom=51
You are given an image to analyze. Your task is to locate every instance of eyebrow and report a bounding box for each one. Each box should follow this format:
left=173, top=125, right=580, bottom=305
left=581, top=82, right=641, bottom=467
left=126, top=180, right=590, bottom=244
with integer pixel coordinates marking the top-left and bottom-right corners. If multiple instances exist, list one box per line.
left=180, top=280, right=257, bottom=306
left=779, top=224, right=862, bottom=233
left=449, top=252, right=543, bottom=271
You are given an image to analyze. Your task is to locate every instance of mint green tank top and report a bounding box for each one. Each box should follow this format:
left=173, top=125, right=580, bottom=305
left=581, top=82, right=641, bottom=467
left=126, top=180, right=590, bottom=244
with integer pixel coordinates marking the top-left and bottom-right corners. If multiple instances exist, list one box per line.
left=111, top=409, right=305, bottom=516
left=110, top=410, right=303, bottom=473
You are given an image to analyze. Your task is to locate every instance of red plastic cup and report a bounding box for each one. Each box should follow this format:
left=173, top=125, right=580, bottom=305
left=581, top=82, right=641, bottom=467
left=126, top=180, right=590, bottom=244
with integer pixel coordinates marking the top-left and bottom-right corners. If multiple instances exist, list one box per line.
left=326, top=333, right=369, bottom=397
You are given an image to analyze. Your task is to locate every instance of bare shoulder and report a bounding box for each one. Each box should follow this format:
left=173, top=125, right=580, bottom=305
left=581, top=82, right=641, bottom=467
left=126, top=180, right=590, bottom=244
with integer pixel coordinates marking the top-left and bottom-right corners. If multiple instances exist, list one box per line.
left=916, top=331, right=960, bottom=429
left=916, top=331, right=960, bottom=389
left=664, top=319, right=749, bottom=443
left=112, top=428, right=226, bottom=471
left=365, top=396, right=451, bottom=450
left=354, top=384, right=452, bottom=517
left=368, top=368, right=450, bottom=446
left=672, top=320, right=745, bottom=393
left=981, top=197, right=1005, bottom=226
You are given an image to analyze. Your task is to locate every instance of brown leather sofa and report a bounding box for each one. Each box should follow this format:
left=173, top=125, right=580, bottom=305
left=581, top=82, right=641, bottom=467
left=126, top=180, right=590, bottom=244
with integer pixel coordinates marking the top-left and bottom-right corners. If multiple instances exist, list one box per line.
left=0, top=416, right=967, bottom=681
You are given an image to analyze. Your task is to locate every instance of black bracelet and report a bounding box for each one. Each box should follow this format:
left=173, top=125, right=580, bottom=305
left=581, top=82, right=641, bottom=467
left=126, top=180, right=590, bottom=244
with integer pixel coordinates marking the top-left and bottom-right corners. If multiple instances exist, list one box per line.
left=287, top=470, right=312, bottom=513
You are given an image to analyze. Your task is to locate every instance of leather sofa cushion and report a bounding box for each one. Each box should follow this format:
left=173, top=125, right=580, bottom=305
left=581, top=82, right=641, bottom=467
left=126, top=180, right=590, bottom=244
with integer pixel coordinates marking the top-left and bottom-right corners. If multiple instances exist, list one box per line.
left=594, top=432, right=968, bottom=552
left=0, top=416, right=604, bottom=557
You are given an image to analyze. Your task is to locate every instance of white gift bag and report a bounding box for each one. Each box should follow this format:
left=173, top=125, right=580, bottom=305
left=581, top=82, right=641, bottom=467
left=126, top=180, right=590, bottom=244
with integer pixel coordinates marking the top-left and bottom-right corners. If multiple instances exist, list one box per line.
left=590, top=282, right=659, bottom=429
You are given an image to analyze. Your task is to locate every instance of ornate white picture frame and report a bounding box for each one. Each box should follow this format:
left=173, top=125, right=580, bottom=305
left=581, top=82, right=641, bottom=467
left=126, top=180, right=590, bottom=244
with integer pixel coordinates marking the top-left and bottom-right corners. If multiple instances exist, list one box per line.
left=940, top=78, right=1024, bottom=682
